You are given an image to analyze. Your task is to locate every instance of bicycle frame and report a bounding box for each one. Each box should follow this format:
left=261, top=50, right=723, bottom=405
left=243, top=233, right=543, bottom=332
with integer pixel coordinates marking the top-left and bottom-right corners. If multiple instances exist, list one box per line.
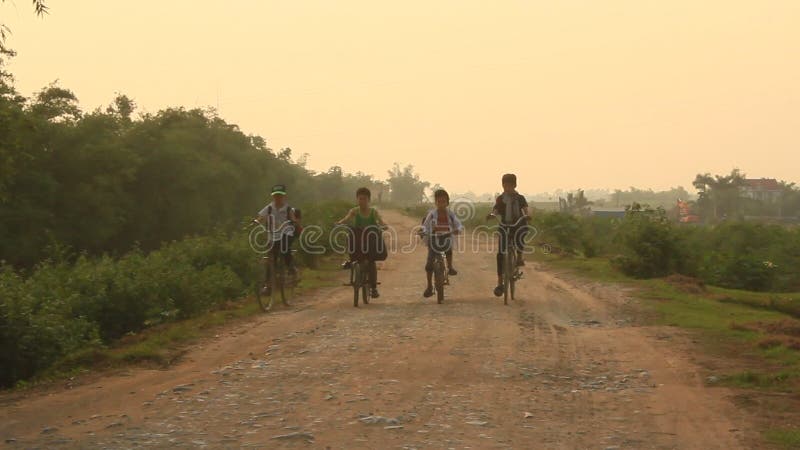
left=252, top=220, right=296, bottom=311
left=334, top=224, right=382, bottom=307
left=420, top=230, right=453, bottom=304
left=489, top=215, right=528, bottom=304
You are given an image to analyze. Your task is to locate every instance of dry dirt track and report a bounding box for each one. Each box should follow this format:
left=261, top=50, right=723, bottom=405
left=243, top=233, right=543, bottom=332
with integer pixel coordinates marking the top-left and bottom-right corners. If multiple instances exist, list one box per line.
left=0, top=210, right=758, bottom=449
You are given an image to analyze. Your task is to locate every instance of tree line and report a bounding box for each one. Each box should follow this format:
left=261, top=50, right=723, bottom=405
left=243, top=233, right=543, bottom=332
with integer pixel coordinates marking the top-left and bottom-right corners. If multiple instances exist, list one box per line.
left=0, top=72, right=430, bottom=268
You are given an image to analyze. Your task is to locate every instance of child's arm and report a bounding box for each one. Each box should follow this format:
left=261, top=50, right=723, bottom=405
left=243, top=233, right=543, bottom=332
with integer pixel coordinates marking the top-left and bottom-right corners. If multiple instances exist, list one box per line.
left=520, top=195, right=530, bottom=220
left=256, top=205, right=271, bottom=227
left=336, top=208, right=356, bottom=225
left=420, top=210, right=434, bottom=234
left=374, top=209, right=388, bottom=228
left=451, top=212, right=465, bottom=234
left=487, top=197, right=501, bottom=219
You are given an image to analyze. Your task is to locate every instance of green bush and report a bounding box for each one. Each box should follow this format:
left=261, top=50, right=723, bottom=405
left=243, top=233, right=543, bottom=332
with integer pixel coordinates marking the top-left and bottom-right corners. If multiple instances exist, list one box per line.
left=578, top=217, right=617, bottom=257
left=532, top=212, right=583, bottom=254
left=523, top=207, right=799, bottom=291
left=0, top=265, right=101, bottom=387
left=611, top=207, right=681, bottom=278
left=0, top=200, right=359, bottom=388
left=693, top=222, right=799, bottom=292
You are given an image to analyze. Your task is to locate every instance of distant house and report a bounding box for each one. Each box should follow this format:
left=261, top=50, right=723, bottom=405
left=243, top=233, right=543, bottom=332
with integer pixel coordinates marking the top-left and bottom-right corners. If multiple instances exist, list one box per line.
left=590, top=207, right=627, bottom=219
left=677, top=199, right=701, bottom=223
left=741, top=178, right=782, bottom=203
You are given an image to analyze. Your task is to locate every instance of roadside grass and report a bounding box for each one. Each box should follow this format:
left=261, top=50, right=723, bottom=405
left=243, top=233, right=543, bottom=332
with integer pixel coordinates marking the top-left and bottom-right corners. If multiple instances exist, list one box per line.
left=533, top=253, right=800, bottom=392
left=14, top=262, right=341, bottom=391
left=765, top=428, right=800, bottom=449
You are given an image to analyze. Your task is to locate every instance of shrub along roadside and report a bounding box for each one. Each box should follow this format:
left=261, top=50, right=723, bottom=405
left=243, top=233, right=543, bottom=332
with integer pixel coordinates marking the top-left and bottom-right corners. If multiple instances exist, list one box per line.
left=0, top=231, right=252, bottom=388
left=529, top=206, right=800, bottom=292
left=0, top=200, right=358, bottom=389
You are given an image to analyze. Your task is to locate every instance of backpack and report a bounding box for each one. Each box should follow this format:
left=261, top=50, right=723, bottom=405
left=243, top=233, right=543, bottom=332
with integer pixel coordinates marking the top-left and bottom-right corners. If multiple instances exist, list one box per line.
left=266, top=205, right=304, bottom=235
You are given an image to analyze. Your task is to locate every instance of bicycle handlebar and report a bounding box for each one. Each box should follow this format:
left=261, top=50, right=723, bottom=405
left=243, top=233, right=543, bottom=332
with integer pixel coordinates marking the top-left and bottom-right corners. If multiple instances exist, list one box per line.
left=252, top=218, right=295, bottom=234
left=487, top=214, right=530, bottom=227
left=333, top=223, right=388, bottom=231
left=417, top=230, right=454, bottom=237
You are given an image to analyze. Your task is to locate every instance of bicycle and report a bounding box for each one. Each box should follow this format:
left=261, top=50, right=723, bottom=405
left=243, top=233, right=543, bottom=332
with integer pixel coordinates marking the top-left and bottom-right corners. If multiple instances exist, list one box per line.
left=488, top=214, right=529, bottom=305
left=251, top=220, right=299, bottom=312
left=334, top=224, right=384, bottom=307
left=418, top=230, right=453, bottom=304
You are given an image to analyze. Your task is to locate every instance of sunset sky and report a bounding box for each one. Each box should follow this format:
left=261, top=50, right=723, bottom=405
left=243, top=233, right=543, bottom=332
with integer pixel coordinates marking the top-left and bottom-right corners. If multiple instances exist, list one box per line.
left=3, top=0, right=798, bottom=195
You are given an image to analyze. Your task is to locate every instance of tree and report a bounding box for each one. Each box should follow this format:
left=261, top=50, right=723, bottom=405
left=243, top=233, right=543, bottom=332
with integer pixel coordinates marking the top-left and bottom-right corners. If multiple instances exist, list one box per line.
left=611, top=186, right=693, bottom=209
left=779, top=181, right=800, bottom=218
left=566, top=189, right=593, bottom=215
left=692, top=169, right=747, bottom=221
left=106, top=94, right=136, bottom=121
left=387, top=163, right=430, bottom=205
left=29, top=83, right=81, bottom=122
left=314, top=166, right=347, bottom=201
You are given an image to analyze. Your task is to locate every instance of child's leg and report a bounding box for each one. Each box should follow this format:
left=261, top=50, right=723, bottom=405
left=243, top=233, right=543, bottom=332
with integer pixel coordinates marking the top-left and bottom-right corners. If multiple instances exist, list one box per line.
left=423, top=247, right=436, bottom=297
left=496, top=252, right=504, bottom=285
left=282, top=235, right=295, bottom=272
left=496, top=229, right=507, bottom=285
left=369, top=260, right=378, bottom=289
left=425, top=248, right=435, bottom=287
left=515, top=226, right=527, bottom=266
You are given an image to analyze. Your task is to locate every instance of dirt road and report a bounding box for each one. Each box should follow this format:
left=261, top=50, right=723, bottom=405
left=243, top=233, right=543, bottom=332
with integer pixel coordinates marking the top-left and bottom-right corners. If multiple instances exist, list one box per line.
left=0, top=211, right=757, bottom=449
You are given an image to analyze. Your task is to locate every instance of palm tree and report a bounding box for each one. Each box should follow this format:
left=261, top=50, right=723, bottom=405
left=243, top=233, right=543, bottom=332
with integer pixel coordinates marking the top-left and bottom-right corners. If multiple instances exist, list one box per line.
left=692, top=169, right=747, bottom=221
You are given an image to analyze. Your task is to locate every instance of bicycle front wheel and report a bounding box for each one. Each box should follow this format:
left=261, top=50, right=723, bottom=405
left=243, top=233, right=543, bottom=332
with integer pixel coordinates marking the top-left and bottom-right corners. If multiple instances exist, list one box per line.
left=283, top=268, right=297, bottom=306
left=275, top=271, right=290, bottom=307
left=433, top=257, right=445, bottom=304
left=362, top=261, right=371, bottom=305
left=504, top=251, right=514, bottom=305
left=510, top=250, right=517, bottom=301
left=256, top=258, right=275, bottom=312
left=352, top=263, right=361, bottom=307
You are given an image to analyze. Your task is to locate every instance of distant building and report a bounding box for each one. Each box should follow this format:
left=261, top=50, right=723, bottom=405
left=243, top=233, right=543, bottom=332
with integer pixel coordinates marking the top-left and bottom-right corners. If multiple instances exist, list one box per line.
left=741, top=178, right=782, bottom=203
left=590, top=207, right=627, bottom=219
left=677, top=199, right=700, bottom=223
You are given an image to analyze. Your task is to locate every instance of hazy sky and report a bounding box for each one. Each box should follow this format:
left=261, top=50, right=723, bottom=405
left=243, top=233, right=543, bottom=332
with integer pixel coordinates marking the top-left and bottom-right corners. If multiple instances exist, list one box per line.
left=3, top=0, right=798, bottom=194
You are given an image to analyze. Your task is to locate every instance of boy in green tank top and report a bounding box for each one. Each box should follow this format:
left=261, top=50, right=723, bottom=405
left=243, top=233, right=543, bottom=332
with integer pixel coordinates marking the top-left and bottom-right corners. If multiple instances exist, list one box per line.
left=336, top=187, right=388, bottom=297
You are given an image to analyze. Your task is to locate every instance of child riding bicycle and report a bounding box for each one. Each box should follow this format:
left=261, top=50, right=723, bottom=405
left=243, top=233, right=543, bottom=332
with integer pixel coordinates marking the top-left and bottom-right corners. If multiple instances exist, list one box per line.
left=420, top=189, right=463, bottom=298
left=486, top=174, right=530, bottom=297
left=336, top=187, right=388, bottom=298
left=256, top=184, right=301, bottom=295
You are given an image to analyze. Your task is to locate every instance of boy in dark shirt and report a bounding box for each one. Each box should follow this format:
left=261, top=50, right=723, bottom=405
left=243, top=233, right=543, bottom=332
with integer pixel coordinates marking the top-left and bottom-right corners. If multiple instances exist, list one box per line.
left=487, top=174, right=529, bottom=297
